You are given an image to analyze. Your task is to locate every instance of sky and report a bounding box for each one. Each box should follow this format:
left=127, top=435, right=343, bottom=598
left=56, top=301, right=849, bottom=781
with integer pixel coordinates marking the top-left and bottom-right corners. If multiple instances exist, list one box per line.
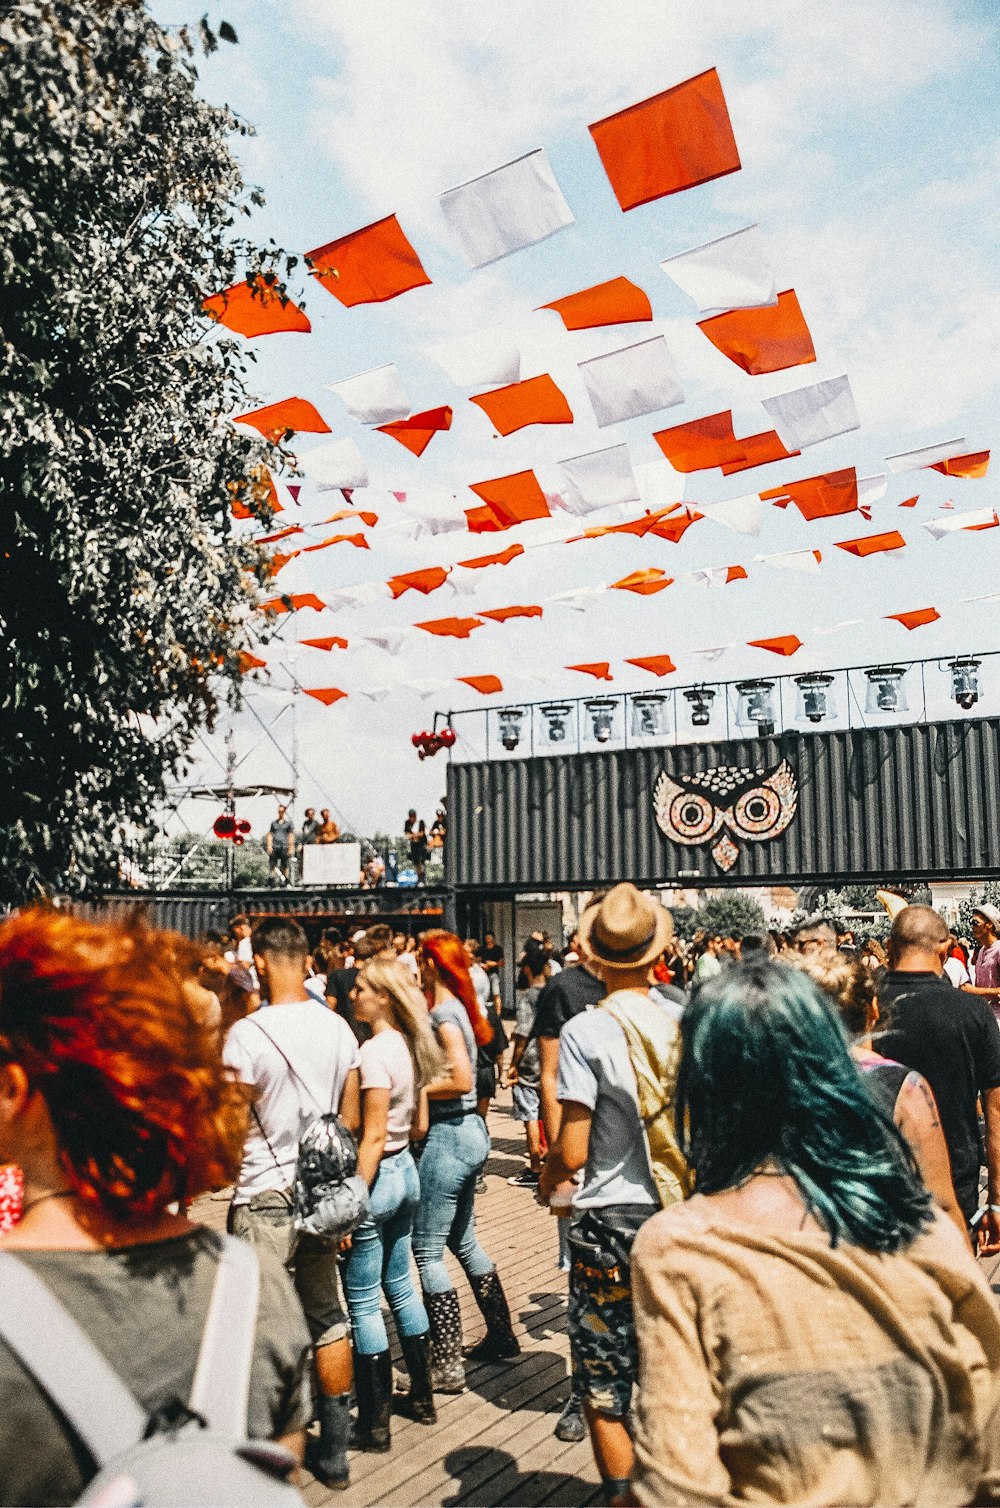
left=156, top=0, right=1000, bottom=841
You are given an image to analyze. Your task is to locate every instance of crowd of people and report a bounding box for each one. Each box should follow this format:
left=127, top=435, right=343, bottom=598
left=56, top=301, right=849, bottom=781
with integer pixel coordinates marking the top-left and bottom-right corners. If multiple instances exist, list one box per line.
left=260, top=801, right=448, bottom=889
left=1, top=892, right=1000, bottom=1505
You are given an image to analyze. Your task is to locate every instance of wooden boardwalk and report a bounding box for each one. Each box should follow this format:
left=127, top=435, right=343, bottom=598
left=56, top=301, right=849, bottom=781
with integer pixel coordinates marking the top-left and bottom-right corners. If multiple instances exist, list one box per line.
left=194, top=1095, right=601, bottom=1508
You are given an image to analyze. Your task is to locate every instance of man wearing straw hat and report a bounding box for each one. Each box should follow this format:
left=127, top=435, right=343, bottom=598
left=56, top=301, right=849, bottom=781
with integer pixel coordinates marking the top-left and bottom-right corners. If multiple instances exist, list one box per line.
left=539, top=884, right=688, bottom=1506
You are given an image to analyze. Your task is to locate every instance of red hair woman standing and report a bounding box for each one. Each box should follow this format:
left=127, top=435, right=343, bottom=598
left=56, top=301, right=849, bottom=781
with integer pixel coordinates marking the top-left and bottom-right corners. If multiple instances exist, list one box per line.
left=412, top=930, right=519, bottom=1391
left=0, top=909, right=311, bottom=1506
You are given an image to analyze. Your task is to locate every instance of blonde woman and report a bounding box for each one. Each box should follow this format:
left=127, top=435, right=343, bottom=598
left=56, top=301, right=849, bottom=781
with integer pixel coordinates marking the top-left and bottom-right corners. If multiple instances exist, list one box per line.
left=343, top=959, right=444, bottom=1452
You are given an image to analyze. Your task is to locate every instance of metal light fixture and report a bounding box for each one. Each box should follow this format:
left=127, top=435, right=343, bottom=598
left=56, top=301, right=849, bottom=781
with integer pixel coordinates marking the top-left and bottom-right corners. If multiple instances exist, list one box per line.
left=794, top=672, right=836, bottom=725
left=541, top=703, right=573, bottom=743
left=736, top=679, right=776, bottom=738
left=497, top=707, right=525, bottom=751
left=630, top=692, right=669, bottom=739
left=585, top=697, right=618, bottom=743
left=949, top=657, right=980, bottom=710
left=864, top=665, right=908, bottom=715
left=683, top=685, right=716, bottom=727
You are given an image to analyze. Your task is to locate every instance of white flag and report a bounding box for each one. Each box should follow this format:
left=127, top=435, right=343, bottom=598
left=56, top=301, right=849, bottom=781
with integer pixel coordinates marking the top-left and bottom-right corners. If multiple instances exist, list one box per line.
left=690, top=645, right=733, bottom=661
left=396, top=491, right=468, bottom=538
left=428, top=327, right=521, bottom=388
left=924, top=507, right=998, bottom=540
left=857, top=474, right=888, bottom=507
left=756, top=548, right=822, bottom=573
left=813, top=619, right=863, bottom=635
left=659, top=225, right=777, bottom=315
left=686, top=567, right=745, bottom=588
left=361, top=630, right=409, bottom=656
left=300, top=438, right=368, bottom=491
left=703, top=495, right=763, bottom=536
left=558, top=445, right=640, bottom=516
left=633, top=459, right=686, bottom=511
left=578, top=336, right=684, bottom=427
left=763, top=374, right=859, bottom=451
left=886, top=438, right=967, bottom=473
left=439, top=149, right=574, bottom=268
left=549, top=585, right=609, bottom=611
left=326, top=364, right=410, bottom=425
left=324, top=581, right=387, bottom=612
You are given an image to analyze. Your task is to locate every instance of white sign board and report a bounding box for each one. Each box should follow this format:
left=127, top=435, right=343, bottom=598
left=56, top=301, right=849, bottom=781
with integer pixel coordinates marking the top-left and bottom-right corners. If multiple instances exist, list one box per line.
left=302, top=842, right=361, bottom=887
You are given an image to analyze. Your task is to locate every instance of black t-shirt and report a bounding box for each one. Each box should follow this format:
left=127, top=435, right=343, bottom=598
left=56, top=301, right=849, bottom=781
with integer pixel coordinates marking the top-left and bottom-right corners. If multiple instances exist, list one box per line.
left=533, top=964, right=606, bottom=1039
left=326, top=966, right=371, bottom=1043
left=482, top=944, right=504, bottom=975
left=877, top=971, right=1000, bottom=1214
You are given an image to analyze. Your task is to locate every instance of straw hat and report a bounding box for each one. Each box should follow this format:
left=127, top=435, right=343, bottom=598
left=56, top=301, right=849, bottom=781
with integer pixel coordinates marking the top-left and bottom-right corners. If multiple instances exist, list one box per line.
left=578, top=883, right=673, bottom=973
left=973, top=904, right=1000, bottom=931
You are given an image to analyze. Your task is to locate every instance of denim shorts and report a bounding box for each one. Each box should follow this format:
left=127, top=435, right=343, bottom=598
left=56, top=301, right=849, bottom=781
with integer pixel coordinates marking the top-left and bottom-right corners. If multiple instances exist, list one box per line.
left=511, top=1082, right=540, bottom=1122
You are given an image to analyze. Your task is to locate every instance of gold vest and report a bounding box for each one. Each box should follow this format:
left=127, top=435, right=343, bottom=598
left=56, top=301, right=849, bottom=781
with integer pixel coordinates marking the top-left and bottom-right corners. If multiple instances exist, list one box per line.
left=601, top=989, right=692, bottom=1209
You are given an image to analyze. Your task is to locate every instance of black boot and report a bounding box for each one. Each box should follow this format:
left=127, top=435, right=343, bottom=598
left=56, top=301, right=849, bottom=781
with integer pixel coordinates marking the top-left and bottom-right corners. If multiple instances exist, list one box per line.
left=306, top=1392, right=351, bottom=1489
left=466, top=1268, right=520, bottom=1361
left=395, top=1331, right=437, bottom=1424
left=349, top=1350, right=392, bottom=1452
left=425, top=1289, right=465, bottom=1392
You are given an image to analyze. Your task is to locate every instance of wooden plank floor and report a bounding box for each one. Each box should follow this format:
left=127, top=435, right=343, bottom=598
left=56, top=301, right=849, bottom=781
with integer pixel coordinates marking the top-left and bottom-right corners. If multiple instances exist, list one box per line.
left=193, top=1095, right=601, bottom=1507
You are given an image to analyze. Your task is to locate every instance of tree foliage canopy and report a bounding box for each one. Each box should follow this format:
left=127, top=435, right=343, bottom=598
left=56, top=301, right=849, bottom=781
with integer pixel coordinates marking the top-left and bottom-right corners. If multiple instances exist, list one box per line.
left=0, top=0, right=294, bottom=900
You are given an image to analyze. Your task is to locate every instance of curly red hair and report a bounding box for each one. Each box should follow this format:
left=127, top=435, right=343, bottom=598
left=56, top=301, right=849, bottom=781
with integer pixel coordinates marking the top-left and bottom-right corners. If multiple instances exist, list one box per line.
left=418, top=929, right=493, bottom=1047
left=0, top=908, right=248, bottom=1219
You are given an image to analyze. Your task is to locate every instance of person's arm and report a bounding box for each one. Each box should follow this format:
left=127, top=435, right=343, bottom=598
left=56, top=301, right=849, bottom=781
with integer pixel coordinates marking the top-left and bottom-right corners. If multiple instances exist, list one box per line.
left=264, top=830, right=273, bottom=856
left=507, top=1034, right=528, bottom=1085
left=538, top=1035, right=562, bottom=1145
left=539, top=1100, right=592, bottom=1199
left=980, top=1084, right=1000, bottom=1255
left=337, top=1066, right=361, bottom=1135
left=356, top=1086, right=390, bottom=1187
left=894, top=1073, right=973, bottom=1249
left=411, top=1087, right=430, bottom=1141
left=425, top=1020, right=473, bottom=1099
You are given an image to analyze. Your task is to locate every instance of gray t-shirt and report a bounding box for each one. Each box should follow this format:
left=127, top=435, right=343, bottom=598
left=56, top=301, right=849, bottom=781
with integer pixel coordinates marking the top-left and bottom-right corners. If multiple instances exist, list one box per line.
left=557, top=995, right=661, bottom=1212
left=429, top=994, right=478, bottom=1119
left=514, top=985, right=542, bottom=1088
left=0, top=1226, right=312, bottom=1506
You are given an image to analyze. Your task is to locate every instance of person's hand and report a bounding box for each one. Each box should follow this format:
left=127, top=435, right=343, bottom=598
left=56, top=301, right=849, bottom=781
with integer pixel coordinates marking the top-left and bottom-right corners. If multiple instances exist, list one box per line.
left=978, top=1208, right=1000, bottom=1256
left=537, top=1161, right=554, bottom=1204
left=337, top=1234, right=353, bottom=1254
left=507, top=1063, right=519, bottom=1086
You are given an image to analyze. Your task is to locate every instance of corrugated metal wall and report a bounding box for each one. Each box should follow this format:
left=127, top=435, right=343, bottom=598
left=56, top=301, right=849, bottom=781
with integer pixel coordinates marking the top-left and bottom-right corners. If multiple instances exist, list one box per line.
left=70, top=889, right=449, bottom=939
left=447, top=717, right=1000, bottom=891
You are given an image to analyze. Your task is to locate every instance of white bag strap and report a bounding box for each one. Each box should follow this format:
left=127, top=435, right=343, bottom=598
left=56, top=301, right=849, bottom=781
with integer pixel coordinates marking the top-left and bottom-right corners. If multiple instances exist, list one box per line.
left=188, top=1234, right=260, bottom=1436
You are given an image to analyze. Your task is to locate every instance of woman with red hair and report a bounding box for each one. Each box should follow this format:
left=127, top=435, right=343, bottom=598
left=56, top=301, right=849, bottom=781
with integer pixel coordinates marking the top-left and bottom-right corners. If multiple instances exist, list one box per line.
left=411, top=930, right=519, bottom=1391
left=0, top=908, right=312, bottom=1506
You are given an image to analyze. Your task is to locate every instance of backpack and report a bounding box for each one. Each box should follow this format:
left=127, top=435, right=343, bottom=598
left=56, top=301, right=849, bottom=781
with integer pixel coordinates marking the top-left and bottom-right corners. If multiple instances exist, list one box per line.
left=248, top=1017, right=370, bottom=1242
left=0, top=1235, right=303, bottom=1506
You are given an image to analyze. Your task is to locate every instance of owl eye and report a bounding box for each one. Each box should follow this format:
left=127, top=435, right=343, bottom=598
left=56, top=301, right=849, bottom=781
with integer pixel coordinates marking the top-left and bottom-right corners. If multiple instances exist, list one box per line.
left=730, top=786, right=783, bottom=836
left=668, top=790, right=718, bottom=839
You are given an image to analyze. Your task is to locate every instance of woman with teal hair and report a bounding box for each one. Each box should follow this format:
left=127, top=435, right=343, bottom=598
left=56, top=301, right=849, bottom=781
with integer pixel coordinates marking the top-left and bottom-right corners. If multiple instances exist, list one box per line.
left=630, top=959, right=1000, bottom=1507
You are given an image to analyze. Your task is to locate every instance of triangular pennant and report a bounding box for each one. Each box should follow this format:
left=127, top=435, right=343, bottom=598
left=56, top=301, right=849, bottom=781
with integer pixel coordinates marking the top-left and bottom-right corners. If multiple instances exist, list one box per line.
left=303, top=687, right=348, bottom=706
left=834, top=530, right=906, bottom=557
left=467, top=470, right=551, bottom=531
left=470, top=373, right=573, bottom=436
left=306, top=215, right=431, bottom=306
left=457, top=675, right=504, bottom=695
left=610, top=569, right=673, bottom=595
left=376, top=406, right=453, bottom=457
left=203, top=276, right=310, bottom=338
left=234, top=397, right=329, bottom=440
left=300, top=636, right=349, bottom=651
left=698, top=289, right=816, bottom=376
left=540, top=276, right=653, bottom=330
left=479, top=604, right=544, bottom=623
left=898, top=495, right=920, bottom=508
left=414, top=616, right=483, bottom=639
left=748, top=635, right=802, bottom=657
left=625, top=655, right=676, bottom=677
left=439, top=149, right=574, bottom=267
left=578, top=336, right=684, bottom=427
left=589, top=68, right=740, bottom=211
left=238, top=652, right=268, bottom=673
left=659, top=224, right=775, bottom=314
left=887, top=608, right=940, bottom=630
left=457, top=543, right=525, bottom=570
left=567, top=662, right=613, bottom=681
left=929, top=450, right=990, bottom=479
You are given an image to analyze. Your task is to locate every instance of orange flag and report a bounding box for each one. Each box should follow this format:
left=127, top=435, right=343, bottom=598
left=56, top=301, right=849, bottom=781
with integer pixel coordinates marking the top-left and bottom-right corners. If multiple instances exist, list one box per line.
left=300, top=636, right=349, bottom=650
left=234, top=397, right=330, bottom=440
left=749, top=635, right=802, bottom=657
left=720, top=430, right=800, bottom=475
left=651, top=511, right=701, bottom=543
left=203, top=276, right=311, bottom=338
left=269, top=551, right=299, bottom=573
left=479, top=605, right=543, bottom=623
left=929, top=450, right=990, bottom=479
left=611, top=569, right=673, bottom=595
left=306, top=215, right=431, bottom=306
left=470, top=374, right=573, bottom=436
left=257, top=525, right=303, bottom=545
left=572, top=506, right=681, bottom=542
left=414, top=616, right=483, bottom=639
left=589, top=68, right=741, bottom=211
left=259, top=592, right=325, bottom=614
left=458, top=675, right=504, bottom=695
left=238, top=651, right=267, bottom=673
left=540, top=276, right=653, bottom=330
left=232, top=467, right=282, bottom=520
left=625, top=655, right=676, bottom=677
left=388, top=566, right=450, bottom=599
left=467, top=470, right=551, bottom=532
left=835, top=531, right=906, bottom=557
left=322, top=508, right=379, bottom=527
left=762, top=467, right=858, bottom=521
left=302, top=532, right=369, bottom=553
left=654, top=411, right=746, bottom=472
left=567, top=662, right=613, bottom=681
left=457, top=543, right=525, bottom=569
left=376, top=406, right=453, bottom=457
left=887, top=608, right=940, bottom=630
left=898, top=495, right=920, bottom=508
left=698, top=290, right=816, bottom=376
left=303, top=687, right=347, bottom=706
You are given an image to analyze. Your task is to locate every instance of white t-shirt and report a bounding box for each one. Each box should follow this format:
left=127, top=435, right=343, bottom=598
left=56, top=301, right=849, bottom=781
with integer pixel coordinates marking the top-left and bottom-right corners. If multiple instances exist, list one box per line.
left=397, top=952, right=420, bottom=981
left=944, top=956, right=971, bottom=988
left=470, top=963, right=491, bottom=1011
left=359, top=1029, right=416, bottom=1155
left=224, top=1000, right=360, bottom=1203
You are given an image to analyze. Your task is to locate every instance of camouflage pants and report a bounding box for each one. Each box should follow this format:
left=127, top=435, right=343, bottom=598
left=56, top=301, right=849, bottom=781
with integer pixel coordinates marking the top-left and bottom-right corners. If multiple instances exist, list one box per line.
left=566, top=1208, right=644, bottom=1419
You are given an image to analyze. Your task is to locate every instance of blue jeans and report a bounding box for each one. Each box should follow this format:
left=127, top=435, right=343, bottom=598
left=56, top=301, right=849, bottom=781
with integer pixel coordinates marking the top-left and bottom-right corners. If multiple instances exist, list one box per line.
left=343, top=1148, right=428, bottom=1355
left=413, top=1113, right=494, bottom=1296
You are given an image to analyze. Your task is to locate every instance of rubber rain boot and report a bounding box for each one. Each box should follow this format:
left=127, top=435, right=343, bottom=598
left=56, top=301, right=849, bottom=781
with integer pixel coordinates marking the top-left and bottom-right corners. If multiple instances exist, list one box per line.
left=349, top=1350, right=392, bottom=1452
left=425, top=1289, right=466, bottom=1393
left=395, top=1331, right=437, bottom=1424
left=465, top=1268, right=520, bottom=1362
left=306, top=1392, right=352, bottom=1490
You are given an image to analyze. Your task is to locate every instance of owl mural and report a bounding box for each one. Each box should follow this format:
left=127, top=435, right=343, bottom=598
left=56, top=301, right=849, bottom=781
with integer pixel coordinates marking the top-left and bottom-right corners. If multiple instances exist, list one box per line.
left=653, top=760, right=798, bottom=872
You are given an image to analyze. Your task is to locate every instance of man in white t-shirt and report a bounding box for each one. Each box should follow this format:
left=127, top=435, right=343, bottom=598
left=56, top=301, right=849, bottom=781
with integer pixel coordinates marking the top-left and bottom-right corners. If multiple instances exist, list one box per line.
left=224, top=918, right=361, bottom=1491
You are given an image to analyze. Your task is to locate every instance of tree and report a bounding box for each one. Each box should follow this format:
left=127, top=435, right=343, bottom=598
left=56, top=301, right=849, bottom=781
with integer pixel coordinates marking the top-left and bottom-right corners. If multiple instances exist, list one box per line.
left=0, top=0, right=296, bottom=901
left=670, top=892, right=768, bottom=942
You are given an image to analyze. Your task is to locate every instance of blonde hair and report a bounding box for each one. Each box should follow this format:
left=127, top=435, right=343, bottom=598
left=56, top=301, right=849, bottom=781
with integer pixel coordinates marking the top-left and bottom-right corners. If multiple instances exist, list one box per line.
left=356, top=957, right=445, bottom=1087
left=789, top=951, right=876, bottom=1038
